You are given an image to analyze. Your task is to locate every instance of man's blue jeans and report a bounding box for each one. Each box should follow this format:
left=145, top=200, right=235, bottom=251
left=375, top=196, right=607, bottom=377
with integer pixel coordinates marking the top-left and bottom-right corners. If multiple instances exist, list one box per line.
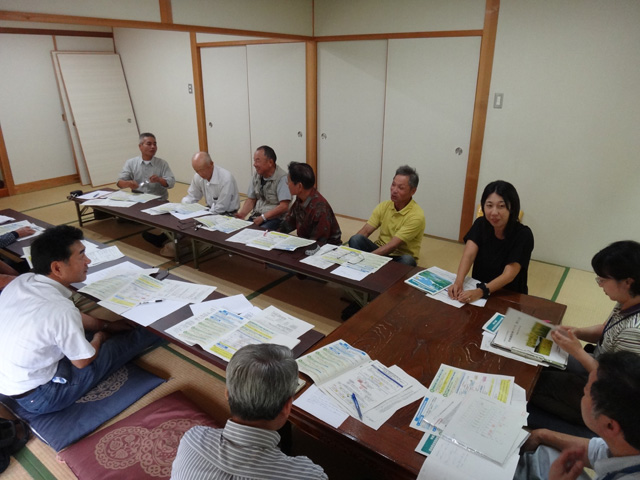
left=348, top=233, right=417, bottom=266
left=16, top=327, right=161, bottom=415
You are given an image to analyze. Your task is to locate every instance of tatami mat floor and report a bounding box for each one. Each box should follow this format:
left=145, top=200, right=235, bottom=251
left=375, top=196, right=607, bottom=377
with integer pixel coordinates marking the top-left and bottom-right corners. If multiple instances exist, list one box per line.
left=0, top=182, right=614, bottom=479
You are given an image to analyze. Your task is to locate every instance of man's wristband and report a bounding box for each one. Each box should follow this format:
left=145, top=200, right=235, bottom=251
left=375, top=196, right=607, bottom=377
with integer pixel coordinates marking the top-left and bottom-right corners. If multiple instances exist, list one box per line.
left=476, top=282, right=490, bottom=299
left=261, top=214, right=267, bottom=222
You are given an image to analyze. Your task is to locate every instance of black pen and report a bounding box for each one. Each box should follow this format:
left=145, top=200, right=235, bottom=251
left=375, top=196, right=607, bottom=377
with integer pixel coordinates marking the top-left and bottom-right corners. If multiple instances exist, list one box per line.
left=138, top=299, right=164, bottom=305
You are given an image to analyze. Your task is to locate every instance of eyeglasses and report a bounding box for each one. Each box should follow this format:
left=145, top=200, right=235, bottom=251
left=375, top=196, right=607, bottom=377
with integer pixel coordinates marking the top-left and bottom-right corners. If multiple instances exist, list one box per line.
left=595, top=276, right=606, bottom=286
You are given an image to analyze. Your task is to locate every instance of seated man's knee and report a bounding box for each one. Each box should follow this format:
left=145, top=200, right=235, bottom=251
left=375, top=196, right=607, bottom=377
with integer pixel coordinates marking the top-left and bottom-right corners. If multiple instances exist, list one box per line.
left=348, top=234, right=367, bottom=249
left=261, top=218, right=282, bottom=230
left=393, top=255, right=417, bottom=267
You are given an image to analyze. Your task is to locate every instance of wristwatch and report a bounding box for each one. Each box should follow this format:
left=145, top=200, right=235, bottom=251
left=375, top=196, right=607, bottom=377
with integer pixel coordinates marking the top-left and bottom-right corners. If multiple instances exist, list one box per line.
left=261, top=214, right=267, bottom=222
left=476, top=282, right=490, bottom=299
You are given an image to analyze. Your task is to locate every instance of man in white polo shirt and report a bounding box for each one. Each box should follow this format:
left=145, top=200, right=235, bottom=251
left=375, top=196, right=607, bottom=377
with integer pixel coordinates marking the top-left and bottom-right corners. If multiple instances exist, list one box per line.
left=0, top=225, right=160, bottom=414
left=181, top=151, right=239, bottom=216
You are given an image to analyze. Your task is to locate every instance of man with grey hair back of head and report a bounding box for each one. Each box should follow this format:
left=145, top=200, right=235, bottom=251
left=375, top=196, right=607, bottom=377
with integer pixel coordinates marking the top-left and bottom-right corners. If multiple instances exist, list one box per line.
left=171, top=344, right=327, bottom=480
left=349, top=165, right=425, bottom=267
left=181, top=152, right=240, bottom=216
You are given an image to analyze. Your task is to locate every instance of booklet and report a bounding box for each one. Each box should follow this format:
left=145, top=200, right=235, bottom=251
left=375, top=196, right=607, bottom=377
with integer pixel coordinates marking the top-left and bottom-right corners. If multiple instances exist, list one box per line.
left=491, top=308, right=569, bottom=369
left=405, top=267, right=453, bottom=295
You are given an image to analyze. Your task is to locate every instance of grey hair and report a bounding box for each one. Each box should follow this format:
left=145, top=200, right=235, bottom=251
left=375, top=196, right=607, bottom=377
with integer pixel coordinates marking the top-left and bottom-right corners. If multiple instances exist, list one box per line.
left=395, top=165, right=419, bottom=189
left=139, top=132, right=156, bottom=144
left=226, top=344, right=298, bottom=421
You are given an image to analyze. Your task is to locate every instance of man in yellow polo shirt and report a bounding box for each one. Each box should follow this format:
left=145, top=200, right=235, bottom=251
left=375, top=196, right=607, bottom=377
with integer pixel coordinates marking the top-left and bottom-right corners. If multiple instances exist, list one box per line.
left=348, top=165, right=425, bottom=267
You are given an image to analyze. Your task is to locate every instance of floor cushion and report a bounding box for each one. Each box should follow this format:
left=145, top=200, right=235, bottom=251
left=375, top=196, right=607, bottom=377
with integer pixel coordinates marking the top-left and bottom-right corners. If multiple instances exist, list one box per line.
left=0, top=363, right=165, bottom=452
left=57, top=390, right=219, bottom=479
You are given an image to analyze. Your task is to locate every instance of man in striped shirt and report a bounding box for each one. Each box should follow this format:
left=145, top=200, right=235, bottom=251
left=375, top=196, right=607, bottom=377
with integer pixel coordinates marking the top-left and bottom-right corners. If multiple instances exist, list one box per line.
left=171, top=344, right=327, bottom=480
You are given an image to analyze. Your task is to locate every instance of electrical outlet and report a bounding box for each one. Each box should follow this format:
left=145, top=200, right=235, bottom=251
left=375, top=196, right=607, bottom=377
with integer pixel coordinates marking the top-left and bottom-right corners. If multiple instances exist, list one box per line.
left=188, top=84, right=193, bottom=94
left=493, top=93, right=503, bottom=109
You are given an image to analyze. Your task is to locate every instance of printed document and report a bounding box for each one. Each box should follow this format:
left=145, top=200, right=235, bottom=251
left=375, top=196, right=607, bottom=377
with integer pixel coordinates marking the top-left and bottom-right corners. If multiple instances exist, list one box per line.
left=417, top=430, right=523, bottom=480
left=166, top=306, right=305, bottom=362
left=296, top=340, right=424, bottom=429
left=104, top=191, right=159, bottom=203
left=196, top=215, right=252, bottom=233
left=491, top=308, right=568, bottom=368
left=81, top=198, right=136, bottom=208
left=98, top=274, right=166, bottom=314
left=0, top=220, right=44, bottom=241
left=245, top=231, right=315, bottom=251
left=410, top=364, right=515, bottom=433
left=85, top=245, right=125, bottom=267
left=226, top=228, right=265, bottom=244
left=190, top=294, right=254, bottom=316
left=413, top=267, right=487, bottom=308
left=77, top=190, right=111, bottom=200
left=299, top=244, right=339, bottom=269
left=405, top=267, right=453, bottom=294
left=441, top=392, right=528, bottom=464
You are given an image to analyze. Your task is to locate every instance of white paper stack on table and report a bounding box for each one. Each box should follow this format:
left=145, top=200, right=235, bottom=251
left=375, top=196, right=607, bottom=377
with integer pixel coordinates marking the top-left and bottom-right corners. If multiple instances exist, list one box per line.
left=77, top=261, right=216, bottom=326
left=196, top=215, right=252, bottom=234
left=297, top=245, right=391, bottom=281
left=76, top=190, right=112, bottom=200
left=22, top=240, right=124, bottom=270
left=166, top=305, right=311, bottom=362
left=486, top=308, right=569, bottom=369
left=0, top=220, right=45, bottom=242
left=141, top=202, right=209, bottom=220
left=226, top=229, right=316, bottom=252
left=82, top=190, right=159, bottom=207
left=411, top=364, right=529, bottom=480
left=405, top=266, right=487, bottom=308
left=294, top=340, right=427, bottom=430
left=0, top=215, right=15, bottom=224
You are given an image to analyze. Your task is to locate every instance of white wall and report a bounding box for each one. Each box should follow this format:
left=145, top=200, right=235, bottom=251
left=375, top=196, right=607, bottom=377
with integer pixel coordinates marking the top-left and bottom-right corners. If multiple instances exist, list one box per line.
left=314, top=0, right=485, bottom=36
left=174, top=0, right=313, bottom=36
left=0, top=0, right=161, bottom=22
left=0, top=34, right=76, bottom=184
left=114, top=28, right=200, bottom=183
left=54, top=36, right=114, bottom=51
left=480, top=0, right=640, bottom=270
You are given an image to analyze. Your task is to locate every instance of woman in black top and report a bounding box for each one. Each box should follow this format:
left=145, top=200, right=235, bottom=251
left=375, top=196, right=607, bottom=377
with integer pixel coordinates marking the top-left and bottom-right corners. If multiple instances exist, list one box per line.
left=448, top=180, right=534, bottom=303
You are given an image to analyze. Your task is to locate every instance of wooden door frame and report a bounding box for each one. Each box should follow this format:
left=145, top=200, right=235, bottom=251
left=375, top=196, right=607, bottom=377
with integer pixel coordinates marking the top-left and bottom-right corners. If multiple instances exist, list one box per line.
left=0, top=125, right=16, bottom=197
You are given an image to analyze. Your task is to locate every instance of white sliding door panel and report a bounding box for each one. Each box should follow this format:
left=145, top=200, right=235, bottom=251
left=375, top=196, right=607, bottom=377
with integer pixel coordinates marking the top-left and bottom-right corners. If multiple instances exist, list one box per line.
left=317, top=41, right=388, bottom=219
left=247, top=43, right=306, bottom=165
left=52, top=52, right=90, bottom=185
left=0, top=34, right=76, bottom=185
left=201, top=47, right=252, bottom=193
left=56, top=53, right=139, bottom=186
left=383, top=37, right=481, bottom=239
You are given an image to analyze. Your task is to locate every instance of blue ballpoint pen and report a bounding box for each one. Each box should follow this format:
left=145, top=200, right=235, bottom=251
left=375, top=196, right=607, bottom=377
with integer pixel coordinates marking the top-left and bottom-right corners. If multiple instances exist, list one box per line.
left=351, top=393, right=363, bottom=421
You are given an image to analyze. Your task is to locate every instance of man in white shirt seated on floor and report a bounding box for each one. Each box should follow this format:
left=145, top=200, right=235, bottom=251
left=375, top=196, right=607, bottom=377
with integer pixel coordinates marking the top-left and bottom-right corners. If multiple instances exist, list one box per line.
left=515, top=350, right=640, bottom=480
left=181, top=151, right=240, bottom=216
left=171, top=344, right=327, bottom=480
left=0, top=225, right=160, bottom=414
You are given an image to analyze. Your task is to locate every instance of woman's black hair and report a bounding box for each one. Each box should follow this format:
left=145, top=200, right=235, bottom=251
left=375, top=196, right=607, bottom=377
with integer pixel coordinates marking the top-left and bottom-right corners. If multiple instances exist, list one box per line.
left=592, top=240, right=640, bottom=297
left=480, top=180, right=521, bottom=233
